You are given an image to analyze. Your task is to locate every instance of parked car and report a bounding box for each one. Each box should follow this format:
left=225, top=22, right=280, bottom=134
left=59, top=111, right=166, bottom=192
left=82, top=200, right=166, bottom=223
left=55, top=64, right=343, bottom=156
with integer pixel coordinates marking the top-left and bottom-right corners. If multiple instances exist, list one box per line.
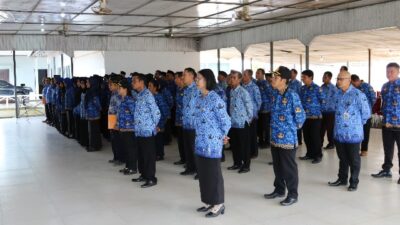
left=0, top=80, right=33, bottom=96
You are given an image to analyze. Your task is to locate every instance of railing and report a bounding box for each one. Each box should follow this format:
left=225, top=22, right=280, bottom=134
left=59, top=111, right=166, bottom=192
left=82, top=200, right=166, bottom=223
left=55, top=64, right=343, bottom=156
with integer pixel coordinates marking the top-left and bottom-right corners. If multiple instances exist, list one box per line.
left=0, top=94, right=45, bottom=117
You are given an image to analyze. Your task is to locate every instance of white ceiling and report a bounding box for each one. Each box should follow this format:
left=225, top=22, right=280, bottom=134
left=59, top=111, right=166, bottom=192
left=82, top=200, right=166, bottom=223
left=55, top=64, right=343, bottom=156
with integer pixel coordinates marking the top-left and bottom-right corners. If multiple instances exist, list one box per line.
left=0, top=0, right=393, bottom=38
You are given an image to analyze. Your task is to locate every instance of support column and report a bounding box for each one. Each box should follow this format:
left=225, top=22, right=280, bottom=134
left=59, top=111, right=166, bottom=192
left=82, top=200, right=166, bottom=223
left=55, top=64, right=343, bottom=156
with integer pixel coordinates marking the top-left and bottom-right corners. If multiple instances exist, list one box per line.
left=305, top=45, right=310, bottom=70
left=241, top=52, right=244, bottom=72
left=217, top=48, right=221, bottom=72
left=13, top=50, right=19, bottom=118
left=71, top=56, right=74, bottom=77
left=61, top=53, right=64, bottom=77
left=270, top=42, right=274, bottom=72
left=300, top=54, right=303, bottom=72
left=368, top=49, right=371, bottom=84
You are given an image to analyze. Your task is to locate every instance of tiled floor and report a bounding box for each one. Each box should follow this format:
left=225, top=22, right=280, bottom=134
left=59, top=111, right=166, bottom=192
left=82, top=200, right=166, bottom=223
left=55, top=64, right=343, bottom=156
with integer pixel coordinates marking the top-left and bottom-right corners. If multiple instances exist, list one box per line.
left=0, top=117, right=399, bottom=225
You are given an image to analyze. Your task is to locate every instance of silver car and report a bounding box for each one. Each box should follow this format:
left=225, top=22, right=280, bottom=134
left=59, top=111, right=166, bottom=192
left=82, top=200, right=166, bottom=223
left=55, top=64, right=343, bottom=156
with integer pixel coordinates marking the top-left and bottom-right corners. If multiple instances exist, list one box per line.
left=0, top=80, right=33, bottom=96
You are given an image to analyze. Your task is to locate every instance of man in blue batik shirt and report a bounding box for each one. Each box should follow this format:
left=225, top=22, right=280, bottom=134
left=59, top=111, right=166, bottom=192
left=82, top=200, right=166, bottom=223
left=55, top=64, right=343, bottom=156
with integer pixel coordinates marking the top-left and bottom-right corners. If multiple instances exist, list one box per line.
left=320, top=71, right=337, bottom=150
left=328, top=71, right=370, bottom=192
left=264, top=66, right=306, bottom=206
left=372, top=62, right=400, bottom=185
left=243, top=69, right=262, bottom=158
left=288, top=69, right=303, bottom=145
left=180, top=68, right=201, bottom=179
left=351, top=74, right=376, bottom=156
left=173, top=72, right=186, bottom=166
left=228, top=71, right=254, bottom=174
left=299, top=69, right=325, bottom=164
left=256, top=68, right=274, bottom=148
left=131, top=74, right=161, bottom=188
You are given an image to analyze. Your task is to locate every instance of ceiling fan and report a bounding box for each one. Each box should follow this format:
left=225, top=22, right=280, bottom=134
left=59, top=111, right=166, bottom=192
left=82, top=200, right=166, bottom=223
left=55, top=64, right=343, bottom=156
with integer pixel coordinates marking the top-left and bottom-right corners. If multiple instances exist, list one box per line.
left=58, top=24, right=68, bottom=36
left=164, top=28, right=174, bottom=38
left=92, top=0, right=112, bottom=15
left=234, top=0, right=252, bottom=22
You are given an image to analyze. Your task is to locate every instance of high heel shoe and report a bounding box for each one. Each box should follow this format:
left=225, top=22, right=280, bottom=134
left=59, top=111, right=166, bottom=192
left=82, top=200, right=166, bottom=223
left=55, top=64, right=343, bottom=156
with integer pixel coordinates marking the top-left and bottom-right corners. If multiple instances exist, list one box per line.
left=196, top=205, right=213, bottom=212
left=205, top=205, right=225, bottom=218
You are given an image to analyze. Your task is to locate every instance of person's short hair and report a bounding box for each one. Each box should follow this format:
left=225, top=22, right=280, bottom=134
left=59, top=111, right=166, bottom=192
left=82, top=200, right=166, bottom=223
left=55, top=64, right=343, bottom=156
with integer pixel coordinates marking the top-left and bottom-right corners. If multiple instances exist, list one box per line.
left=257, top=68, right=265, bottom=74
left=351, top=74, right=360, bottom=82
left=291, top=69, right=298, bottom=74
left=324, top=71, right=333, bottom=79
left=167, top=70, right=174, bottom=75
left=265, top=73, right=272, bottom=78
left=218, top=71, right=228, bottom=78
left=387, top=62, right=400, bottom=69
left=198, top=69, right=217, bottom=91
left=175, top=71, right=183, bottom=77
left=231, top=70, right=242, bottom=79
left=245, top=69, right=253, bottom=77
left=184, top=67, right=197, bottom=78
left=148, top=78, right=161, bottom=91
left=301, top=69, right=314, bottom=79
left=136, top=74, right=148, bottom=87
left=340, top=66, right=348, bottom=71
left=120, top=71, right=126, bottom=76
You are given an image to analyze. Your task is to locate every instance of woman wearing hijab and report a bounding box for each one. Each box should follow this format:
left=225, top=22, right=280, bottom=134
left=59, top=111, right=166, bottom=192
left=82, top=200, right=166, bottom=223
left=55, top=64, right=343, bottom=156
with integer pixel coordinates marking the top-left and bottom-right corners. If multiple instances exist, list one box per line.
left=85, top=76, right=102, bottom=151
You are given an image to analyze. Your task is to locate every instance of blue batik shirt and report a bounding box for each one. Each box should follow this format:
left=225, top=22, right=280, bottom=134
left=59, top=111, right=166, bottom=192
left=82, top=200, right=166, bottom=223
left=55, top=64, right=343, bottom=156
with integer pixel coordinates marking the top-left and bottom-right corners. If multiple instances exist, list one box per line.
left=175, top=87, right=184, bottom=126
left=108, top=91, right=121, bottom=115
left=320, top=83, right=337, bottom=113
left=359, top=82, right=376, bottom=111
left=334, top=85, right=371, bottom=143
left=288, top=79, right=302, bottom=94
left=193, top=91, right=231, bottom=158
left=381, top=79, right=400, bottom=128
left=46, top=86, right=54, bottom=104
left=154, top=93, right=170, bottom=130
left=42, top=85, right=49, bottom=103
left=242, top=81, right=262, bottom=119
left=217, top=81, right=228, bottom=90
left=65, top=88, right=75, bottom=110
left=117, top=95, right=135, bottom=130
left=229, top=85, right=253, bottom=128
left=214, top=85, right=227, bottom=104
left=271, top=88, right=306, bottom=149
left=79, top=93, right=86, bottom=119
left=86, top=96, right=101, bottom=120
left=257, top=79, right=273, bottom=112
left=300, top=82, right=325, bottom=119
left=182, top=82, right=200, bottom=130
left=161, top=88, right=174, bottom=110
left=134, top=88, right=161, bottom=137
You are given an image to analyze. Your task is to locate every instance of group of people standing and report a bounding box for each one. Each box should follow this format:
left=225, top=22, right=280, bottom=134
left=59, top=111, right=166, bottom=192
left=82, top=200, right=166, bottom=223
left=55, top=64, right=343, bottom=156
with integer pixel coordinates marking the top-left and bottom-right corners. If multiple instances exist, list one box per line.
left=41, top=62, right=400, bottom=218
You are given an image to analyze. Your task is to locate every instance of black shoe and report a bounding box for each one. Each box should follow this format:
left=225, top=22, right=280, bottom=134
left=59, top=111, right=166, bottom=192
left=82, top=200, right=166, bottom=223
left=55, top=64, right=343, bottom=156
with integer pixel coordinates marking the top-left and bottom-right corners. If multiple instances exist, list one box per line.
left=371, top=170, right=392, bottom=178
left=194, top=174, right=199, bottom=180
left=268, top=161, right=273, bottom=165
left=227, top=165, right=241, bottom=170
left=221, top=156, right=225, bottom=162
left=238, top=168, right=250, bottom=174
left=174, top=160, right=185, bottom=165
left=108, top=159, right=116, bottom=163
left=251, top=154, right=258, bottom=159
left=113, top=161, right=124, bottom=166
left=264, top=192, right=285, bottom=199
left=328, top=179, right=348, bottom=186
left=205, top=205, right=225, bottom=218
left=132, top=176, right=146, bottom=182
left=397, top=178, right=400, bottom=184
left=141, top=180, right=157, bottom=188
left=124, top=169, right=137, bottom=175
left=311, top=157, right=322, bottom=164
left=197, top=205, right=213, bottom=212
left=348, top=184, right=358, bottom=192
left=156, top=156, right=164, bottom=161
left=119, top=168, right=129, bottom=173
left=280, top=197, right=298, bottom=206
left=180, top=170, right=195, bottom=176
left=299, top=155, right=312, bottom=160
left=324, top=144, right=335, bottom=150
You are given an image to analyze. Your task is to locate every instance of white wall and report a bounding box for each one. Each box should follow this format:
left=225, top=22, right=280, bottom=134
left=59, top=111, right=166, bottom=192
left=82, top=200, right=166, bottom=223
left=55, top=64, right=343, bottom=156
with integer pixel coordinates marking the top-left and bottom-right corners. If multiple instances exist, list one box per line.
left=73, top=51, right=105, bottom=77
left=104, top=51, right=200, bottom=74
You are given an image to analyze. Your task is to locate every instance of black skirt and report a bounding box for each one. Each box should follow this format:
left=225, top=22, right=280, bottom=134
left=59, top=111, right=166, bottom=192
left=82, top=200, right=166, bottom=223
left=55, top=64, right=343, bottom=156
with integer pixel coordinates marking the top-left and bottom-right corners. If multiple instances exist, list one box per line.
left=195, top=155, right=224, bottom=205
left=88, top=119, right=102, bottom=151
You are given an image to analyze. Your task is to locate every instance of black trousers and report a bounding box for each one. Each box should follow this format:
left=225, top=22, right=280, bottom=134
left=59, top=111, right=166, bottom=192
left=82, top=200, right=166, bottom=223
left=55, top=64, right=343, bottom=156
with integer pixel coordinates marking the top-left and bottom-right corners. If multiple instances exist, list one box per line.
left=230, top=123, right=251, bottom=169
left=250, top=119, right=259, bottom=157
left=100, top=112, right=110, bottom=140
left=156, top=131, right=165, bottom=158
left=320, top=112, right=335, bottom=147
left=382, top=127, right=400, bottom=174
left=257, top=112, right=271, bottom=146
left=88, top=119, right=102, bottom=151
left=303, top=119, right=323, bottom=159
left=297, top=129, right=303, bottom=145
left=137, top=136, right=157, bottom=181
left=196, top=155, right=224, bottom=205
left=110, top=130, right=121, bottom=161
left=74, top=115, right=80, bottom=141
left=66, top=110, right=74, bottom=138
left=60, top=112, right=67, bottom=135
left=183, top=129, right=196, bottom=172
left=79, top=119, right=88, bottom=147
left=271, top=146, right=298, bottom=198
left=120, top=131, right=137, bottom=171
left=361, top=118, right=372, bottom=151
left=335, top=142, right=361, bottom=185
left=45, top=103, right=51, bottom=121
left=164, top=119, right=172, bottom=144
left=176, top=126, right=185, bottom=162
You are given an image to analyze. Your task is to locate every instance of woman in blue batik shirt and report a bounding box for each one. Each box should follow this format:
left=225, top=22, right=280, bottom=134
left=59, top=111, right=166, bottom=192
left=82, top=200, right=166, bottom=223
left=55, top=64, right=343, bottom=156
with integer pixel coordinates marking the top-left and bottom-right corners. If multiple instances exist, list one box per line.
left=193, top=69, right=231, bottom=218
left=78, top=78, right=89, bottom=147
left=117, top=79, right=138, bottom=176
left=148, top=79, right=170, bottom=161
left=85, top=77, right=102, bottom=151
